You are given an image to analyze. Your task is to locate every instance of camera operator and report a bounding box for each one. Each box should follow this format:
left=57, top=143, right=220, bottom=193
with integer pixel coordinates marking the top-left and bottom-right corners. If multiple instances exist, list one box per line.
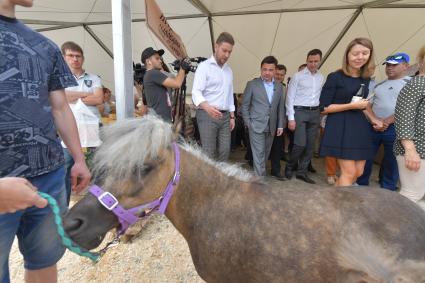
left=141, top=47, right=191, bottom=122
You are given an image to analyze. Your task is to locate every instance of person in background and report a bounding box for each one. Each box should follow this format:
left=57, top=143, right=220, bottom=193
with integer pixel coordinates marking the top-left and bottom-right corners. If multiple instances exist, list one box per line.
left=319, top=38, right=377, bottom=187
left=192, top=32, right=236, bottom=161
left=98, top=87, right=114, bottom=117
left=242, top=56, right=285, bottom=177
left=394, top=45, right=425, bottom=209
left=141, top=47, right=189, bottom=123
left=319, top=115, right=339, bottom=185
left=61, top=41, right=103, bottom=204
left=269, top=64, right=288, bottom=180
left=285, top=50, right=324, bottom=184
left=357, top=53, right=411, bottom=190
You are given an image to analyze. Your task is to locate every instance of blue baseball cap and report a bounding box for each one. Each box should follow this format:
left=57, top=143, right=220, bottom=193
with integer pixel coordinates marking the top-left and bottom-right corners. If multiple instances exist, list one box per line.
left=383, top=53, right=410, bottom=65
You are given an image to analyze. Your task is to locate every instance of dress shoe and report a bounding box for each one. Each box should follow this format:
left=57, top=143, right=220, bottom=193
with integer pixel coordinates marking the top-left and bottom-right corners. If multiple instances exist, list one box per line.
left=284, top=167, right=293, bottom=179
left=271, top=173, right=287, bottom=181
left=296, top=174, right=316, bottom=184
left=308, top=163, right=317, bottom=173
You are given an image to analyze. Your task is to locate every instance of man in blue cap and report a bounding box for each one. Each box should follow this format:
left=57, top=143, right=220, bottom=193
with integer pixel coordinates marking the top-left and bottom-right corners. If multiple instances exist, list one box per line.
left=358, top=52, right=411, bottom=190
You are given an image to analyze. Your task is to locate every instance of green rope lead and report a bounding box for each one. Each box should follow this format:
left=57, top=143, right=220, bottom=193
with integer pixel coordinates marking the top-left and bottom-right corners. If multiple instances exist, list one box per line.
left=38, top=192, right=100, bottom=262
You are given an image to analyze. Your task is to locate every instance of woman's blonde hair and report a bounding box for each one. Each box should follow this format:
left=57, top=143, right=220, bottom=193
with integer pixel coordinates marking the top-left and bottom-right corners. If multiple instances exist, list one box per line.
left=341, top=38, right=375, bottom=79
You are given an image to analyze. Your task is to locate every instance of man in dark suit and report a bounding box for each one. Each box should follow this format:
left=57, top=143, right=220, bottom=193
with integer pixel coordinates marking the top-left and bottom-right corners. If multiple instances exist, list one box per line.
left=269, top=64, right=288, bottom=180
left=242, top=56, right=285, bottom=177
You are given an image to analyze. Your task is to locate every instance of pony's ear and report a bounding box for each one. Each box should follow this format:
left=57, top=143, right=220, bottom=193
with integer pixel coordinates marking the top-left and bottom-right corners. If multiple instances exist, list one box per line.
left=172, top=118, right=183, bottom=140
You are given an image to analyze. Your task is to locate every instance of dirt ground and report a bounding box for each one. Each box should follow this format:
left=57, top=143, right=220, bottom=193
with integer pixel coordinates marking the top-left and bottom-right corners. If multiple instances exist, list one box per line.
left=9, top=148, right=381, bottom=282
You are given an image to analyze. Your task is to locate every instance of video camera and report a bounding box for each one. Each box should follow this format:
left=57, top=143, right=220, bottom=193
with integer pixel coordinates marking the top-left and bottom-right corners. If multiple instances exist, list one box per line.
left=171, top=57, right=207, bottom=73
left=133, top=62, right=146, bottom=85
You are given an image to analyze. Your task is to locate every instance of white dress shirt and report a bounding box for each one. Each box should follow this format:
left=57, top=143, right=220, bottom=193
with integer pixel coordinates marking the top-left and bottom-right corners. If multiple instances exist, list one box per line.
left=191, top=55, right=235, bottom=112
left=286, top=67, right=324, bottom=120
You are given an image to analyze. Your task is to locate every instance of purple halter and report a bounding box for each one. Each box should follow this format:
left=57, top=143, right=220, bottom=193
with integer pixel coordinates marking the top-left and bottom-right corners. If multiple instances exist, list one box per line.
left=88, top=142, right=181, bottom=235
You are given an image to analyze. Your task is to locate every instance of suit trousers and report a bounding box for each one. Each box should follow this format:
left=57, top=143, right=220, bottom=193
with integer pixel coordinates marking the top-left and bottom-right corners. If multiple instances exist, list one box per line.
left=196, top=109, right=231, bottom=161
left=288, top=108, right=320, bottom=175
left=270, top=134, right=284, bottom=175
left=249, top=129, right=274, bottom=176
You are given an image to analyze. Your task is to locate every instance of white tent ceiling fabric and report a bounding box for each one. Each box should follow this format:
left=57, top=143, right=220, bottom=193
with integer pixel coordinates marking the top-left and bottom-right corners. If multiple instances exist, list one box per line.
left=16, top=0, right=425, bottom=93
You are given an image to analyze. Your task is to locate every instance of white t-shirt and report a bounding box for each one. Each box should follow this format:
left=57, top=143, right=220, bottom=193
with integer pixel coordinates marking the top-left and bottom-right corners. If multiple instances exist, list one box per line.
left=66, top=72, right=102, bottom=118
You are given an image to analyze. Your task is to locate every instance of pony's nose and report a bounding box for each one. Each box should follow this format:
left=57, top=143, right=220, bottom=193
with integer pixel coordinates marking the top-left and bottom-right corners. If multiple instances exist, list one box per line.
left=63, top=216, right=84, bottom=235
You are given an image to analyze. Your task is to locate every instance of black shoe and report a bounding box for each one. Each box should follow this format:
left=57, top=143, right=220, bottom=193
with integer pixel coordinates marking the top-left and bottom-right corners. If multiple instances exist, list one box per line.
left=271, top=173, right=287, bottom=181
left=296, top=174, right=316, bottom=184
left=308, top=164, right=317, bottom=173
left=284, top=167, right=293, bottom=179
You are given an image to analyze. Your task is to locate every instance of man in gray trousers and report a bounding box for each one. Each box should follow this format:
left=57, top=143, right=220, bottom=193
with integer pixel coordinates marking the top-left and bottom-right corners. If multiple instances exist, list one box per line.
left=285, top=49, right=324, bottom=184
left=192, top=32, right=235, bottom=161
left=242, top=56, right=285, bottom=177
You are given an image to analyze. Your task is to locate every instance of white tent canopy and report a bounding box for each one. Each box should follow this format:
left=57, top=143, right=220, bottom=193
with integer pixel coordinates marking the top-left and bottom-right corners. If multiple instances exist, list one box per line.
left=17, top=0, right=425, bottom=93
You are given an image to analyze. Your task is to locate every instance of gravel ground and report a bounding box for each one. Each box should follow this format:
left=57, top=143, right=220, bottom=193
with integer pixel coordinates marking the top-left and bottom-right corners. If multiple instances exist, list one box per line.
left=9, top=149, right=381, bottom=282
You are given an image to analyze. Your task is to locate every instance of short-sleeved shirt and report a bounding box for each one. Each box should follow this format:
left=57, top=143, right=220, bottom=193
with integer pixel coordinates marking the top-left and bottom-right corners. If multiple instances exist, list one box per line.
left=394, top=76, right=425, bottom=158
left=371, top=76, right=411, bottom=119
left=0, top=15, right=77, bottom=178
left=143, top=69, right=172, bottom=122
left=65, top=72, right=102, bottom=118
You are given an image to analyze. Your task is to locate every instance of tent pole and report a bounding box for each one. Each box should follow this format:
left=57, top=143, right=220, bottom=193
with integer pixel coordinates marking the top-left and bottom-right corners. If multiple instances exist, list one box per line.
left=111, top=0, right=134, bottom=120
left=186, top=0, right=215, bottom=53
left=83, top=25, right=114, bottom=59
left=364, top=0, right=401, bottom=7
left=208, top=17, right=215, bottom=53
left=36, top=24, right=82, bottom=32
left=319, top=8, right=362, bottom=68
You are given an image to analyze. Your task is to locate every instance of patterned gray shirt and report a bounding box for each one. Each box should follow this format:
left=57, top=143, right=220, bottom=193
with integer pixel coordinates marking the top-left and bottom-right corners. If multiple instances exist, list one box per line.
left=394, top=76, right=425, bottom=159
left=0, top=15, right=77, bottom=177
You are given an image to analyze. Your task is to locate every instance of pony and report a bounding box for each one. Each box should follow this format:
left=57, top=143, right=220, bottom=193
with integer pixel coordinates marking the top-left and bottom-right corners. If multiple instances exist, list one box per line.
left=64, top=115, right=425, bottom=283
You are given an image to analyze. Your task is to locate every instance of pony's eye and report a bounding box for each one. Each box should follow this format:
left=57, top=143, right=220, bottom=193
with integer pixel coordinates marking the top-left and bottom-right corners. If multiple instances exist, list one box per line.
left=142, top=164, right=155, bottom=175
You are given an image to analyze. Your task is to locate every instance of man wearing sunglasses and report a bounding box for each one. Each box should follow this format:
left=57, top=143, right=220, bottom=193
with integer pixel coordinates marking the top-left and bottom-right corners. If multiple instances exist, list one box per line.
left=358, top=53, right=411, bottom=190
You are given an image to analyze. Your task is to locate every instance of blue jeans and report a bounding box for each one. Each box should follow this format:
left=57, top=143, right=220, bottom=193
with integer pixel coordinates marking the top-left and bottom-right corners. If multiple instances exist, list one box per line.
left=0, top=167, right=67, bottom=283
left=357, top=124, right=399, bottom=190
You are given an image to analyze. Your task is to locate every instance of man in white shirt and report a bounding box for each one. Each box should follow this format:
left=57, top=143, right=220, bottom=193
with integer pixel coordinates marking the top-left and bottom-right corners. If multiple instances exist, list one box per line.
left=358, top=53, right=411, bottom=190
left=61, top=41, right=104, bottom=118
left=285, top=49, right=324, bottom=184
left=61, top=41, right=103, bottom=203
left=192, top=32, right=235, bottom=161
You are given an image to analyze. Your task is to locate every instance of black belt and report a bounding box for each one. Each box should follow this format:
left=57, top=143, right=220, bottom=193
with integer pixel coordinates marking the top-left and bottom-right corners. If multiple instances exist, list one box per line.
left=294, top=106, right=319, bottom=111
left=198, top=109, right=229, bottom=113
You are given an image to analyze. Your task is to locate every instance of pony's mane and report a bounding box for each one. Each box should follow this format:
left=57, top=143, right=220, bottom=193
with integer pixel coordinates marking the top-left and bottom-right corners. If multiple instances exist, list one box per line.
left=181, top=143, right=253, bottom=182
left=92, top=115, right=253, bottom=183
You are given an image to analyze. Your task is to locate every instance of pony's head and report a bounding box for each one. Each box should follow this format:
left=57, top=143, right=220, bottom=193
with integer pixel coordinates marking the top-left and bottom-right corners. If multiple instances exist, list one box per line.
left=64, top=115, right=178, bottom=250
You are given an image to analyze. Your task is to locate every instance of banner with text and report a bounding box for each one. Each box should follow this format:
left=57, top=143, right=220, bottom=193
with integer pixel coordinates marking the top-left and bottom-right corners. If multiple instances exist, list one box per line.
left=145, top=0, right=188, bottom=59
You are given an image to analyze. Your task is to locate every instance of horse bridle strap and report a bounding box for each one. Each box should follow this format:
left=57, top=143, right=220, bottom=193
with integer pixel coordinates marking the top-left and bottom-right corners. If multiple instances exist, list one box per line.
left=88, top=142, right=181, bottom=235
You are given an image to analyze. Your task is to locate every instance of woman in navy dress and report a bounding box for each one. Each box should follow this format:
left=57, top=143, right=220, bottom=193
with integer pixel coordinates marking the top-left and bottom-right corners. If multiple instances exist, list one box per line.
left=320, top=38, right=380, bottom=186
